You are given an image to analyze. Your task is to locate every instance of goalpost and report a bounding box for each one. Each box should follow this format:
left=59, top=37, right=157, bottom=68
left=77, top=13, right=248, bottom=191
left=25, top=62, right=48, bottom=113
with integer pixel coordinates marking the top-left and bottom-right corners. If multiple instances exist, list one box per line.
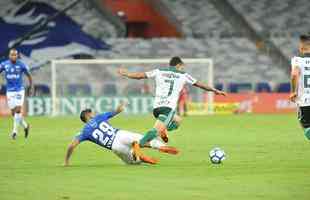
left=49, top=58, right=214, bottom=116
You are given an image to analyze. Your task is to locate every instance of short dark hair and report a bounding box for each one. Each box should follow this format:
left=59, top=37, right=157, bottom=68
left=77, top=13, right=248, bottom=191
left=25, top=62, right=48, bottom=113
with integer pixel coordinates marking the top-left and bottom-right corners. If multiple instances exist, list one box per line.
left=10, top=48, right=18, bottom=52
left=80, top=108, right=92, bottom=123
left=169, top=56, right=183, bottom=66
left=300, top=34, right=310, bottom=42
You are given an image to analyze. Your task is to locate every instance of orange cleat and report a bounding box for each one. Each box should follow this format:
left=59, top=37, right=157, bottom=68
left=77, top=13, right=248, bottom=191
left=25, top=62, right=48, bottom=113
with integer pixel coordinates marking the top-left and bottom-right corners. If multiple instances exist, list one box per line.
left=132, top=141, right=159, bottom=164
left=139, top=155, right=159, bottom=164
left=132, top=141, right=143, bottom=159
left=159, top=146, right=179, bottom=155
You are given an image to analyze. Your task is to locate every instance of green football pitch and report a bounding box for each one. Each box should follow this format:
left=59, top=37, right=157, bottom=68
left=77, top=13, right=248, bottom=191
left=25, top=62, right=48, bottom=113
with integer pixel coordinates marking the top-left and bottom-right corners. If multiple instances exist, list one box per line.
left=0, top=114, right=309, bottom=200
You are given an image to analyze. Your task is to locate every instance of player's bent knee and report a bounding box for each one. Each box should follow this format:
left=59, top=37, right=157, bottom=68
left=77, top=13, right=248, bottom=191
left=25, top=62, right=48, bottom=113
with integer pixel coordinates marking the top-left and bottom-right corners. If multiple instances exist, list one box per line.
left=15, top=106, right=22, bottom=113
left=158, top=125, right=167, bottom=134
left=154, top=120, right=166, bottom=132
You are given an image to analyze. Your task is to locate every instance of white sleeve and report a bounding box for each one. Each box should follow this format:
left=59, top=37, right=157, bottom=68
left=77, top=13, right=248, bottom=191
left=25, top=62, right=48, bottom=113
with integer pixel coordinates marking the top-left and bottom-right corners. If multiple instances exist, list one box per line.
left=184, top=73, right=197, bottom=85
left=145, top=69, right=158, bottom=78
left=291, top=56, right=300, bottom=69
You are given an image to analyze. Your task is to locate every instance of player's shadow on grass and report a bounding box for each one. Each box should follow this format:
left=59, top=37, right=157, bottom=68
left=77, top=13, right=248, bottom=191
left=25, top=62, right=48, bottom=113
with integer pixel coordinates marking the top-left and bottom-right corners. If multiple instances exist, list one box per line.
left=58, top=163, right=149, bottom=169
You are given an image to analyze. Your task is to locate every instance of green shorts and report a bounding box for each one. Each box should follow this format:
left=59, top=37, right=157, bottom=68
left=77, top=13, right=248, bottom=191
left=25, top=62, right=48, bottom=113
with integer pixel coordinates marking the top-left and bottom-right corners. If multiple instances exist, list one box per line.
left=153, top=107, right=176, bottom=126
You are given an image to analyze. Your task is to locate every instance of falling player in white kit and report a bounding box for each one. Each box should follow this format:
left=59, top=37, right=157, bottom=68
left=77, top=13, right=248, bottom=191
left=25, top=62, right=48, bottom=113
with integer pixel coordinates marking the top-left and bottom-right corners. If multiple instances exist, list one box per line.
left=118, top=57, right=226, bottom=150
left=0, top=49, right=34, bottom=139
left=290, top=34, right=310, bottom=140
left=64, top=102, right=179, bottom=166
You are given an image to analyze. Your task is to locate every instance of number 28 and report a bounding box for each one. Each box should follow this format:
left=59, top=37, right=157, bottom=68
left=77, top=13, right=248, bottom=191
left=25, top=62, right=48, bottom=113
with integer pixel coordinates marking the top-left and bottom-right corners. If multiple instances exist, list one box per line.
left=92, top=122, right=113, bottom=145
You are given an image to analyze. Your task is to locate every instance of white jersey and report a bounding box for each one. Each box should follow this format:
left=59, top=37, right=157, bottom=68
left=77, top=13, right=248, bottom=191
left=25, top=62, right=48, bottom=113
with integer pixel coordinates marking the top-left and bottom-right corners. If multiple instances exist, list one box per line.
left=145, top=67, right=197, bottom=109
left=291, top=56, right=310, bottom=106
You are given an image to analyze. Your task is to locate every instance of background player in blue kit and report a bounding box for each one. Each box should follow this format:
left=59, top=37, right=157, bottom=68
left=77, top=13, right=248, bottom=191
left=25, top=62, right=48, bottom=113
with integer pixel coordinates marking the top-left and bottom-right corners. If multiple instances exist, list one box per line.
left=0, top=49, right=34, bottom=139
left=64, top=102, right=179, bottom=166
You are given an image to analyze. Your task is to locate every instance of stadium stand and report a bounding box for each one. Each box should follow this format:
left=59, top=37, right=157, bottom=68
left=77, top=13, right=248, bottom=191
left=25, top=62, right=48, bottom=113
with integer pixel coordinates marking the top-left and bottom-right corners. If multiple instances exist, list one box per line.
left=160, top=0, right=237, bottom=37
left=101, top=38, right=288, bottom=84
left=228, top=83, right=252, bottom=93
left=255, top=82, right=272, bottom=93
left=34, top=84, right=50, bottom=96
left=271, top=37, right=299, bottom=58
left=30, top=37, right=288, bottom=96
left=227, top=0, right=310, bottom=35
left=225, top=0, right=307, bottom=63
left=1, top=0, right=297, bottom=95
left=34, top=0, right=118, bottom=38
left=276, top=82, right=291, bottom=93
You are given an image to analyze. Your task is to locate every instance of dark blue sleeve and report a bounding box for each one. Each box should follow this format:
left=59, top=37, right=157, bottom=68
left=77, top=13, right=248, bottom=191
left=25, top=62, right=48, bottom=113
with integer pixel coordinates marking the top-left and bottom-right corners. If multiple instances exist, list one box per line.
left=21, top=62, right=30, bottom=74
left=0, top=62, right=4, bottom=73
left=97, top=111, right=116, bottom=120
left=75, top=132, right=88, bottom=143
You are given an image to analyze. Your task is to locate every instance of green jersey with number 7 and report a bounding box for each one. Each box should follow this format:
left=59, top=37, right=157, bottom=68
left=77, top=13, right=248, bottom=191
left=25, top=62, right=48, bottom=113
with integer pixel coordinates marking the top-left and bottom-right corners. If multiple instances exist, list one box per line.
left=291, top=56, right=310, bottom=106
left=145, top=67, right=197, bottom=110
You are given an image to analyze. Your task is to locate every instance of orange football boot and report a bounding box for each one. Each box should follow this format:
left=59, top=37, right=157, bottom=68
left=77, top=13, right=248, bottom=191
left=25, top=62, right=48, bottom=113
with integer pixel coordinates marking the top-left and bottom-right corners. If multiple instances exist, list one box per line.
left=139, top=155, right=159, bottom=164
left=132, top=141, right=159, bottom=164
left=159, top=146, right=179, bottom=155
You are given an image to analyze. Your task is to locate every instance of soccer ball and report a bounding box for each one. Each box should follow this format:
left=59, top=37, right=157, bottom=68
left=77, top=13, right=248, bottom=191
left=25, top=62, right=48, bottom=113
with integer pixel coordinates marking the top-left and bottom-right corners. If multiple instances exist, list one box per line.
left=209, top=147, right=226, bottom=164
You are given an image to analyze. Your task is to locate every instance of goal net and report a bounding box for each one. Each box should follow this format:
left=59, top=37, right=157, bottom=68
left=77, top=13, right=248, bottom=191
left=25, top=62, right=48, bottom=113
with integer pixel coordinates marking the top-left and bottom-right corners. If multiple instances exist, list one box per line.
left=30, top=58, right=214, bottom=116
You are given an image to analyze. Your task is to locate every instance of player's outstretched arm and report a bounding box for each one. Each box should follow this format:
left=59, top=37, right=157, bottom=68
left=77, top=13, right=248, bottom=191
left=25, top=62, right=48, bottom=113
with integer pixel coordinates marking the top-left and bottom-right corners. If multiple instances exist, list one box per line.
left=193, top=81, right=227, bottom=96
left=25, top=72, right=34, bottom=96
left=290, top=65, right=299, bottom=102
left=290, top=74, right=298, bottom=102
left=64, top=139, right=80, bottom=167
left=114, top=101, right=128, bottom=115
left=0, top=63, right=4, bottom=88
left=118, top=68, right=147, bottom=80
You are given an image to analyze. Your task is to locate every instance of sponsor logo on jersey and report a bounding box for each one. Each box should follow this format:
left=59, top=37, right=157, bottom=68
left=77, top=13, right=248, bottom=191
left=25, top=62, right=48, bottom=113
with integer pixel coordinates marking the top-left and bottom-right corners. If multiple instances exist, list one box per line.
left=162, top=73, right=180, bottom=79
left=6, top=74, right=20, bottom=79
left=158, top=99, right=170, bottom=105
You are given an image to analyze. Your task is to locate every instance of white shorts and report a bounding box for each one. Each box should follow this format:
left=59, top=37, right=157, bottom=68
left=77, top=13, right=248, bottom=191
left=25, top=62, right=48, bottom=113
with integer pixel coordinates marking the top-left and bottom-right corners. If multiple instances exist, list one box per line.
left=6, top=90, right=25, bottom=110
left=111, top=130, right=166, bottom=165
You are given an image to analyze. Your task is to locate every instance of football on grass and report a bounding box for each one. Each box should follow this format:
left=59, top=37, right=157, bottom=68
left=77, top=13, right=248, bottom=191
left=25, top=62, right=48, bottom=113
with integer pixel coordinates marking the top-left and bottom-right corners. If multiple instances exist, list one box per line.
left=209, top=147, right=226, bottom=164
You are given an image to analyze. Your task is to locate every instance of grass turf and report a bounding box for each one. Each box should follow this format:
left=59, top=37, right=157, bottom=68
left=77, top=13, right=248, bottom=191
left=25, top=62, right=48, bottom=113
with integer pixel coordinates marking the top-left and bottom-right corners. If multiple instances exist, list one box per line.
left=0, top=114, right=309, bottom=200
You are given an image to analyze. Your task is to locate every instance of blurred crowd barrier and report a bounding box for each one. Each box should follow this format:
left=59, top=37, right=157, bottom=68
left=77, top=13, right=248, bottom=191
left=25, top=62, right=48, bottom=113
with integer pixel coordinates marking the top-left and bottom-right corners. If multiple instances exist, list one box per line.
left=0, top=93, right=296, bottom=117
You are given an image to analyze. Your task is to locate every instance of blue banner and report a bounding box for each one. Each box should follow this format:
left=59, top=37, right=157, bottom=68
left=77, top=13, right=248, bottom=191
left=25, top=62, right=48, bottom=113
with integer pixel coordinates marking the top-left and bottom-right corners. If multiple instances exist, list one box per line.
left=0, top=1, right=110, bottom=66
